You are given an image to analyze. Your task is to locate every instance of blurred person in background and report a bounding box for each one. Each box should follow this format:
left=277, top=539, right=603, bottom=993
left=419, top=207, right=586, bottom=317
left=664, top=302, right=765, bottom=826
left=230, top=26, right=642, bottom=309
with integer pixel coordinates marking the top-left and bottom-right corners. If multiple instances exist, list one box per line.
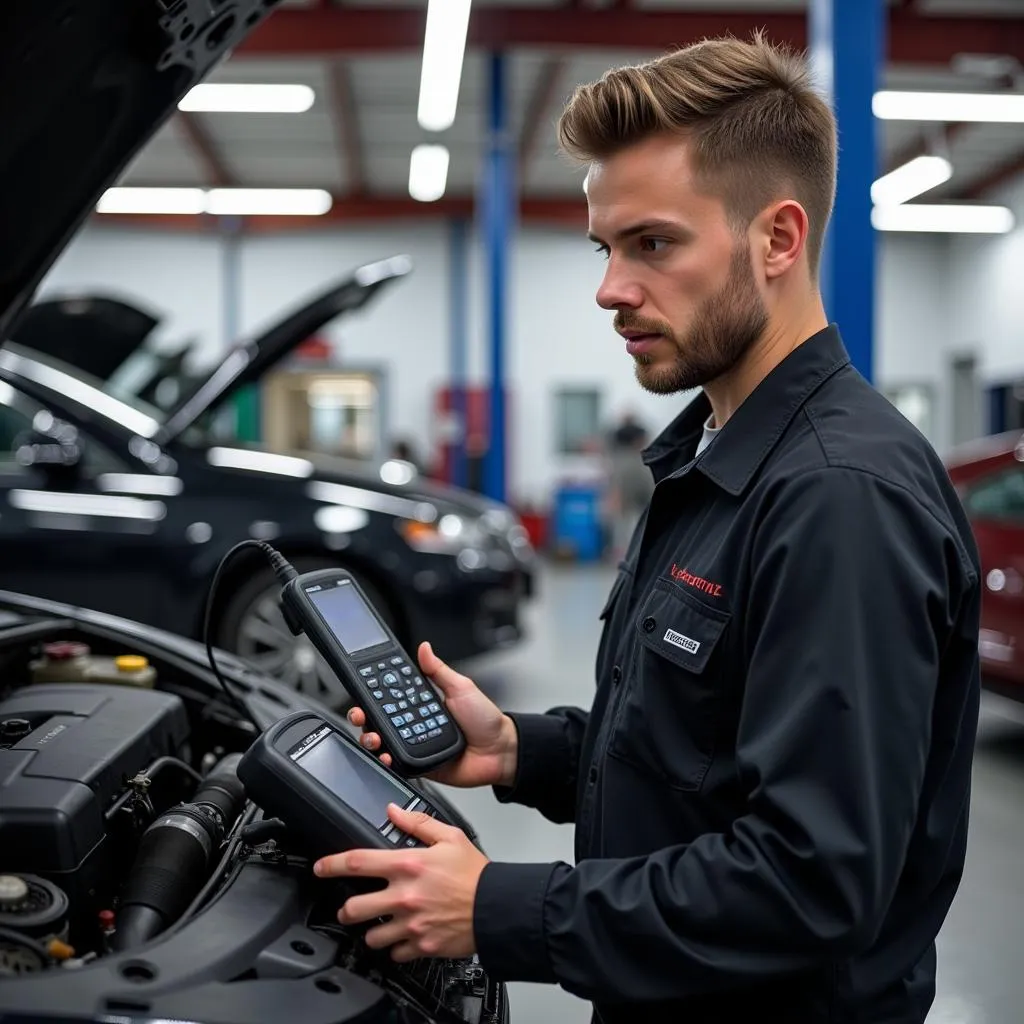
left=604, top=410, right=655, bottom=560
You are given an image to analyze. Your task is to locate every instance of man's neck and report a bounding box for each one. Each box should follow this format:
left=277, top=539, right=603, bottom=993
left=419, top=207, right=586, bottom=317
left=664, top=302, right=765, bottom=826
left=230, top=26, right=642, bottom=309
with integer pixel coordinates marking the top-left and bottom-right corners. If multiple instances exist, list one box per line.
left=703, top=300, right=828, bottom=428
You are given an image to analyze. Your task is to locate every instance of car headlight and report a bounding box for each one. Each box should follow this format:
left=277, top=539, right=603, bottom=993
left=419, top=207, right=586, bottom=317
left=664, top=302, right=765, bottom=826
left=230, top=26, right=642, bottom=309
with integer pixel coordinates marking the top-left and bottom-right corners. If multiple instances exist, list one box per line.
left=397, top=513, right=486, bottom=554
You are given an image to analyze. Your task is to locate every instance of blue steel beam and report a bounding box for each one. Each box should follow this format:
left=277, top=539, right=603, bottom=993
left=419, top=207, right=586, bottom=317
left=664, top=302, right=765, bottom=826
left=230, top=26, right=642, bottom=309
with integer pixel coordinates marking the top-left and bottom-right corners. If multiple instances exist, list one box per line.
left=809, top=0, right=885, bottom=384
left=449, top=217, right=469, bottom=489
left=482, top=52, right=512, bottom=503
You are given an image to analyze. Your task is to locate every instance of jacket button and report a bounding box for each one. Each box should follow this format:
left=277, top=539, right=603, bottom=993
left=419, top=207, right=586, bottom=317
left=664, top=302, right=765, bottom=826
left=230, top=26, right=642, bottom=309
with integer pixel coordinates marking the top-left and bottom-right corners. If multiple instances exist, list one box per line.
left=588, top=765, right=599, bottom=784
left=642, top=616, right=656, bottom=633
left=611, top=665, right=622, bottom=685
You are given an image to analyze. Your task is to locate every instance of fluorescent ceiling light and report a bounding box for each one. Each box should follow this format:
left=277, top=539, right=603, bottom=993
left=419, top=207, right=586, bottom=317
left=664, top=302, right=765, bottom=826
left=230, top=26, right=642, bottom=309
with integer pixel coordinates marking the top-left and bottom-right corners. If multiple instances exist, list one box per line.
left=179, top=83, right=315, bottom=113
left=96, top=187, right=206, bottom=215
left=205, top=188, right=332, bottom=216
left=207, top=447, right=315, bottom=478
left=408, top=145, right=450, bottom=203
left=873, top=90, right=1024, bottom=122
left=871, top=204, right=1015, bottom=234
left=96, top=188, right=332, bottom=217
left=417, top=0, right=472, bottom=131
left=871, top=155, right=952, bottom=206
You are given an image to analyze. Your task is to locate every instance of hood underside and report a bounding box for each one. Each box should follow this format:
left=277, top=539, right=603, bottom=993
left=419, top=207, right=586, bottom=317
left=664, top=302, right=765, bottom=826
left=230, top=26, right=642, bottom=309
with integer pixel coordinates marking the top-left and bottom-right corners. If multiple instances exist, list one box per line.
left=0, top=0, right=282, bottom=340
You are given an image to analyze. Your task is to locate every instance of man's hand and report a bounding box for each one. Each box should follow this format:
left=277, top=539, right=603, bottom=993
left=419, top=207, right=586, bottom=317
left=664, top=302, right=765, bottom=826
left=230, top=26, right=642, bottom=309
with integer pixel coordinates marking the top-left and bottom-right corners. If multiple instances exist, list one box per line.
left=314, top=803, right=488, bottom=963
left=349, top=641, right=518, bottom=790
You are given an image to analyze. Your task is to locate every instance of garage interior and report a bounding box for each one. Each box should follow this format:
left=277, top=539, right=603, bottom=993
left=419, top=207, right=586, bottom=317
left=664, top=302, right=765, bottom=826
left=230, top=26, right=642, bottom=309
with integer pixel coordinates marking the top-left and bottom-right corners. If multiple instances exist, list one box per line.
left=1, top=0, right=1023, bottom=1021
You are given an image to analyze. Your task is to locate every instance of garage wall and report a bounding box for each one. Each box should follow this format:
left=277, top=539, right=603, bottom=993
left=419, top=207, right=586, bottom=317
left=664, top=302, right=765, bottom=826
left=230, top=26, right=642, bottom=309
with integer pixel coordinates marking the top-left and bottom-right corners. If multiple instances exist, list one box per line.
left=35, top=212, right=1014, bottom=505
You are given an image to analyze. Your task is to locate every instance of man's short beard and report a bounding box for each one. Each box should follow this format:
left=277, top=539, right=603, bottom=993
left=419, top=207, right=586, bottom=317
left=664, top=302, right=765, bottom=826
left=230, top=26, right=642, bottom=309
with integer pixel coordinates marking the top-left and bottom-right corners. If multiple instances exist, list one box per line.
left=636, top=245, right=769, bottom=396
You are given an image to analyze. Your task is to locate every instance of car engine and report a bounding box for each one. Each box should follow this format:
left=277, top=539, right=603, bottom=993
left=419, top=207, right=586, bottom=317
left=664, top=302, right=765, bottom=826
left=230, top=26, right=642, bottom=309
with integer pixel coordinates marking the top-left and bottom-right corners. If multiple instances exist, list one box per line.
left=0, top=610, right=507, bottom=1024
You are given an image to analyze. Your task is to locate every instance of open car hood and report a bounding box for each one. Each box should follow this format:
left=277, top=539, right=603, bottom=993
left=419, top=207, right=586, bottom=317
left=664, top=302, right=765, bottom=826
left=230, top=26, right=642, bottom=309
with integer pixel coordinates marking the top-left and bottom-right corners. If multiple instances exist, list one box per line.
left=156, top=254, right=412, bottom=441
left=0, top=0, right=283, bottom=341
left=10, top=294, right=161, bottom=379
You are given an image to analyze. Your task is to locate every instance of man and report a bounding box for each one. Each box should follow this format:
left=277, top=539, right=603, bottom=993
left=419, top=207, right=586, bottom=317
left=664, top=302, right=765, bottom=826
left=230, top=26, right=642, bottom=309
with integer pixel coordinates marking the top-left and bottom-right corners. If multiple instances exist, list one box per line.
left=315, top=34, right=982, bottom=1022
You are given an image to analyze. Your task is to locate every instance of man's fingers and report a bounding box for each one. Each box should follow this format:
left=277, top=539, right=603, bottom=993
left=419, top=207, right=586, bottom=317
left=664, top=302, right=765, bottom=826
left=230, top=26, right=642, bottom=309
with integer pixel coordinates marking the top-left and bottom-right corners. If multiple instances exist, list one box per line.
left=347, top=706, right=366, bottom=728
left=417, top=641, right=473, bottom=698
left=314, top=849, right=401, bottom=880
left=363, top=919, right=409, bottom=951
left=338, top=890, right=396, bottom=926
left=360, top=732, right=382, bottom=751
left=387, top=803, right=453, bottom=845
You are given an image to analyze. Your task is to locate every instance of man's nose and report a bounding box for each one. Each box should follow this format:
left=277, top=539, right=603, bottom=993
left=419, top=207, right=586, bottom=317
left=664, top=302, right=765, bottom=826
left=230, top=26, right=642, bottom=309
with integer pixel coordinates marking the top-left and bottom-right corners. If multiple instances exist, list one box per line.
left=596, top=260, right=643, bottom=311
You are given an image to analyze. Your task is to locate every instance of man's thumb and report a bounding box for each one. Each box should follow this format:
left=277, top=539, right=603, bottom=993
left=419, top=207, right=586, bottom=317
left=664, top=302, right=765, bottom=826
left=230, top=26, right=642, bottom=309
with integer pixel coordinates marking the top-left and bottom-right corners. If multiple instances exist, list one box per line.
left=417, top=641, right=466, bottom=697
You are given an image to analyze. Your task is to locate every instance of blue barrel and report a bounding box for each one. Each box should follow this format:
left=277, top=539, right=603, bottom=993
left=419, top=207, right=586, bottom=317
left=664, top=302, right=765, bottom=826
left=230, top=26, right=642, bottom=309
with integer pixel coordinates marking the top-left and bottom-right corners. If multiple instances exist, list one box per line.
left=551, top=484, right=603, bottom=561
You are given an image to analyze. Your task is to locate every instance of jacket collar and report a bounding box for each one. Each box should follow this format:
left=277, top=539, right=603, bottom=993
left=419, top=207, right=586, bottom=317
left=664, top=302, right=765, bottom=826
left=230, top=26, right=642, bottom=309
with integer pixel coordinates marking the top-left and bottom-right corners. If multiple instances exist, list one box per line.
left=642, top=324, right=851, bottom=495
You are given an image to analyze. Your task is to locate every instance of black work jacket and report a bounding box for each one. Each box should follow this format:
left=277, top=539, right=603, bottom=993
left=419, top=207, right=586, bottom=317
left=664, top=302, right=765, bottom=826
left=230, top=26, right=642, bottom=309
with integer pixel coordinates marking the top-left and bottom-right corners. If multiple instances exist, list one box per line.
left=473, top=326, right=982, bottom=1023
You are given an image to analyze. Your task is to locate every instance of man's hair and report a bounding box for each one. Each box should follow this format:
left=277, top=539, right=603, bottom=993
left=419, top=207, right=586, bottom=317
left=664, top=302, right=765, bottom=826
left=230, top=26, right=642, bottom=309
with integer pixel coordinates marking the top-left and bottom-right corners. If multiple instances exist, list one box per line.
left=557, top=33, right=838, bottom=276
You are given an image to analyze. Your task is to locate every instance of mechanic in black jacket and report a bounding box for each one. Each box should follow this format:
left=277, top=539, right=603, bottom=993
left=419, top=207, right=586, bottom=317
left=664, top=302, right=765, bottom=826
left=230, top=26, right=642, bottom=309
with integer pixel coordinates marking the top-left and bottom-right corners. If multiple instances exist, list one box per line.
left=315, top=34, right=982, bottom=1023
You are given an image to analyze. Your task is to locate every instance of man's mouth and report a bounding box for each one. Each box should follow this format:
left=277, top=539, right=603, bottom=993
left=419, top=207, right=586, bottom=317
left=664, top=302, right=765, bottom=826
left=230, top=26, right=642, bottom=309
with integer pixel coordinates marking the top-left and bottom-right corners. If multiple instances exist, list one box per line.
left=623, top=333, right=662, bottom=356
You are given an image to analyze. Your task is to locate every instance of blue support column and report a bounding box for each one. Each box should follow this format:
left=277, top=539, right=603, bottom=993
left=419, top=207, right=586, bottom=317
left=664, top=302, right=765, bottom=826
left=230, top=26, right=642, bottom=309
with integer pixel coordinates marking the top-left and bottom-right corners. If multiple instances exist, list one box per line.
left=448, top=217, right=469, bottom=488
left=809, top=0, right=885, bottom=384
left=481, top=52, right=513, bottom=503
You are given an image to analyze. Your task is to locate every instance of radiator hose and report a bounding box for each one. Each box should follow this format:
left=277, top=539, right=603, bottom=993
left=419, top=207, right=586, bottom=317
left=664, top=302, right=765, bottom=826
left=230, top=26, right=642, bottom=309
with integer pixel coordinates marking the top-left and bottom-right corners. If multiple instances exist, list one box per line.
left=111, top=752, right=246, bottom=952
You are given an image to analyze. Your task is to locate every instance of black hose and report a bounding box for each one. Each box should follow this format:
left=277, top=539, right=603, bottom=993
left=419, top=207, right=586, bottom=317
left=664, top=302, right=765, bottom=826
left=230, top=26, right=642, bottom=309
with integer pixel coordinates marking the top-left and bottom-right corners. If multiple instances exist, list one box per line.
left=0, top=927, right=50, bottom=973
left=111, top=753, right=247, bottom=952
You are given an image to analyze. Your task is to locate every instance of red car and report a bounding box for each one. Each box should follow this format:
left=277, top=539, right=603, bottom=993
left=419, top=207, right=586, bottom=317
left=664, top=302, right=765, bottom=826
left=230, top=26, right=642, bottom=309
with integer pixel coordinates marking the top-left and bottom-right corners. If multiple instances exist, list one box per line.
left=945, top=430, right=1024, bottom=696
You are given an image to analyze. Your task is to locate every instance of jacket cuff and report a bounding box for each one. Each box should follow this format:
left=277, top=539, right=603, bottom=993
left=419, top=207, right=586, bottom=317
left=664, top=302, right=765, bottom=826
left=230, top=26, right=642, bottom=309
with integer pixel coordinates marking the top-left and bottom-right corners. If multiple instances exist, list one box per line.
left=473, top=861, right=566, bottom=983
left=493, top=712, right=573, bottom=808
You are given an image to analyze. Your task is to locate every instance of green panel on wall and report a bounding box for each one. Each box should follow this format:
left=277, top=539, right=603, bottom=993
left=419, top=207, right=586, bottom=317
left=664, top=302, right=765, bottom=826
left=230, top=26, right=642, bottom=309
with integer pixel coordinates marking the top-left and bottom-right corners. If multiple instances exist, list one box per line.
left=235, top=384, right=261, bottom=442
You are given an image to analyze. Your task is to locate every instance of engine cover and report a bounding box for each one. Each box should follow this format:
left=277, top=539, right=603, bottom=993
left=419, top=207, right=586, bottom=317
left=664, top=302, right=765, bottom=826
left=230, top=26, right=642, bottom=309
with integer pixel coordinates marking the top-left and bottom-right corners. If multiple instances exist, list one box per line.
left=0, top=683, right=188, bottom=888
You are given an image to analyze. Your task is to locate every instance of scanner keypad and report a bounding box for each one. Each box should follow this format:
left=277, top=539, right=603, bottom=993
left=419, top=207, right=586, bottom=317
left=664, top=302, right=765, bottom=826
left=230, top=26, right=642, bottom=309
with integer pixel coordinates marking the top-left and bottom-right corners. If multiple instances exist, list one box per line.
left=358, top=654, right=450, bottom=748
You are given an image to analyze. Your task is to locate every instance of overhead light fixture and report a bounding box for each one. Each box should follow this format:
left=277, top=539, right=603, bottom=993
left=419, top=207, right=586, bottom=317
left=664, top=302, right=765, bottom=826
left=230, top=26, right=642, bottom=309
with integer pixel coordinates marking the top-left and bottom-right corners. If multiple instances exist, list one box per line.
left=417, top=0, right=472, bottom=131
left=96, top=187, right=206, bottom=215
left=205, top=188, right=332, bottom=216
left=179, top=83, right=315, bottom=113
left=871, top=155, right=953, bottom=206
left=96, top=188, right=332, bottom=217
left=408, top=144, right=450, bottom=203
left=873, top=90, right=1024, bottom=122
left=871, top=204, right=1015, bottom=234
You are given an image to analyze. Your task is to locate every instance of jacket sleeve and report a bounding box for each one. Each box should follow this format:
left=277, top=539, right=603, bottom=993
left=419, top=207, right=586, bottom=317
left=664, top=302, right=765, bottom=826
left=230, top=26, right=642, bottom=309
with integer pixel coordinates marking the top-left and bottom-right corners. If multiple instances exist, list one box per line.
left=472, top=467, right=980, bottom=1002
left=491, top=707, right=589, bottom=824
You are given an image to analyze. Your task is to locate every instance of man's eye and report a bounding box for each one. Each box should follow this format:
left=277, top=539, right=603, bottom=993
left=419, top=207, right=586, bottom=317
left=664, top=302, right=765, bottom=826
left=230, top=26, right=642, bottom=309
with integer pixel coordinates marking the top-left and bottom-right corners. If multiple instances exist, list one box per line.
left=640, top=237, right=668, bottom=253
left=593, top=243, right=610, bottom=260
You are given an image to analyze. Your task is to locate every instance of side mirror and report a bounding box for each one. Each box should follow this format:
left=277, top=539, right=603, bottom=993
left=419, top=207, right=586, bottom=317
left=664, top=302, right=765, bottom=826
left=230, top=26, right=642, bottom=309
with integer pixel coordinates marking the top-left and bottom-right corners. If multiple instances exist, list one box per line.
left=14, top=422, right=83, bottom=481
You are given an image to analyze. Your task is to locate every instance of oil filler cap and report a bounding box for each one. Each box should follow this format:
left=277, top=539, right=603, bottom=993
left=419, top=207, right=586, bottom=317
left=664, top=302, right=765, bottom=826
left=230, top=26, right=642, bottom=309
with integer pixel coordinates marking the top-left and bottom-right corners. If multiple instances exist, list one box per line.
left=0, top=718, right=32, bottom=742
left=116, top=655, right=149, bottom=672
left=0, top=875, right=29, bottom=908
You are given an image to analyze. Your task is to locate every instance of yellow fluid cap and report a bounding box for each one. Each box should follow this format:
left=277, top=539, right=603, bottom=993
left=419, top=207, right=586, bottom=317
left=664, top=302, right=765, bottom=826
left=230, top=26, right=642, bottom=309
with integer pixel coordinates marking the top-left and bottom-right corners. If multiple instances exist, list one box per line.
left=116, top=655, right=149, bottom=672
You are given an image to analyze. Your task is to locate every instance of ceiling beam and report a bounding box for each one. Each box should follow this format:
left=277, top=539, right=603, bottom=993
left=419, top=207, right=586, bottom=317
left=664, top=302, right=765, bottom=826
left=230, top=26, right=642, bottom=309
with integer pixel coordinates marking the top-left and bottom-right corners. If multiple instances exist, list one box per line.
left=884, top=122, right=969, bottom=175
left=175, top=112, right=236, bottom=188
left=92, top=194, right=589, bottom=233
left=961, top=147, right=1024, bottom=199
left=327, top=60, right=366, bottom=195
left=519, top=58, right=568, bottom=184
left=238, top=7, right=1024, bottom=64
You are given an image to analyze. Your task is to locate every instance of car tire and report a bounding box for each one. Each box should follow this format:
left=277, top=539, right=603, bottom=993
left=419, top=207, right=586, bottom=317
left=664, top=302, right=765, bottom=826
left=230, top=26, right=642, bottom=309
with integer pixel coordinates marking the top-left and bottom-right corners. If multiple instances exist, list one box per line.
left=215, top=555, right=398, bottom=711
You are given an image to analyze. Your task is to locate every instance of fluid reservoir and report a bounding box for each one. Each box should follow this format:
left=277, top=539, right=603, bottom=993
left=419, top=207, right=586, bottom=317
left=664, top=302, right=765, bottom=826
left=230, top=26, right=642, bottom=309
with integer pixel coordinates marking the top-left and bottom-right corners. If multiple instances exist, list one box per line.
left=30, top=642, right=93, bottom=684
left=30, top=643, right=156, bottom=688
left=84, top=655, right=157, bottom=689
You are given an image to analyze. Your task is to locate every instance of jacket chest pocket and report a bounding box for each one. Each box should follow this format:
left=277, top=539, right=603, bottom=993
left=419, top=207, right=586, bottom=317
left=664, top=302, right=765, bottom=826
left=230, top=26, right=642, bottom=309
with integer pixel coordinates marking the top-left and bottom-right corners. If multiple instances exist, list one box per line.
left=608, top=578, right=730, bottom=791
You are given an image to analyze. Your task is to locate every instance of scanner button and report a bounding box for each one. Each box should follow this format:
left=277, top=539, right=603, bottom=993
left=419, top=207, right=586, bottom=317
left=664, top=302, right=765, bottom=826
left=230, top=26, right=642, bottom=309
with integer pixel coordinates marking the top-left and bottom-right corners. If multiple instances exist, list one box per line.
left=383, top=703, right=398, bottom=714
left=372, top=690, right=384, bottom=700
left=419, top=707, right=431, bottom=718
left=391, top=715, right=407, bottom=727
left=427, top=702, right=441, bottom=714
left=425, top=718, right=438, bottom=730
left=412, top=723, right=427, bottom=735
left=405, top=688, right=416, bottom=699
left=399, top=727, right=413, bottom=739
left=427, top=727, right=442, bottom=738
left=359, top=666, right=375, bottom=677
left=364, top=676, right=378, bottom=688
left=400, top=666, right=413, bottom=676
left=413, top=676, right=425, bottom=686
left=382, top=672, right=400, bottom=685
left=389, top=688, right=404, bottom=699
left=398, top=701, right=409, bottom=711
left=436, top=714, right=449, bottom=726
left=390, top=656, right=404, bottom=665
left=403, top=712, right=416, bottom=724
left=419, top=692, right=433, bottom=704
left=387, top=830, right=402, bottom=844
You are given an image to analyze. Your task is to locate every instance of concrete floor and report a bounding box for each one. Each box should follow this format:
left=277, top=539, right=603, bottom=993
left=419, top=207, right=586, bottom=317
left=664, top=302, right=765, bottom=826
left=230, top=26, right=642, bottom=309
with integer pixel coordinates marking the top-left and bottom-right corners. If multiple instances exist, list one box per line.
left=445, top=561, right=1024, bottom=1024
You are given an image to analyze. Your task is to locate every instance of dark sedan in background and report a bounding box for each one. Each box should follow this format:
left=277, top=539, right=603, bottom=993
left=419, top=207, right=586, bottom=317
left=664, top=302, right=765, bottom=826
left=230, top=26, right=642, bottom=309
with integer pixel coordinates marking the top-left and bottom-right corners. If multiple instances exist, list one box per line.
left=946, top=429, right=1024, bottom=698
left=0, top=258, right=534, bottom=708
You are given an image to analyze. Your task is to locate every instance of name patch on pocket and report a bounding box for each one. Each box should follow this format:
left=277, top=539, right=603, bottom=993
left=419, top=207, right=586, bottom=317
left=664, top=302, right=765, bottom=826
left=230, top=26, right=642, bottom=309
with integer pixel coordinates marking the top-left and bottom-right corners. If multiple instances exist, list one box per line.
left=664, top=628, right=700, bottom=654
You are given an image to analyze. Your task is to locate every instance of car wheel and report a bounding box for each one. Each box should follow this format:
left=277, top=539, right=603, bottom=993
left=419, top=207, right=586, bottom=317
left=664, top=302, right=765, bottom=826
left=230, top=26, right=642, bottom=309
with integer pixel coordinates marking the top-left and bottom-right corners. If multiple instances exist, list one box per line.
left=215, top=556, right=398, bottom=710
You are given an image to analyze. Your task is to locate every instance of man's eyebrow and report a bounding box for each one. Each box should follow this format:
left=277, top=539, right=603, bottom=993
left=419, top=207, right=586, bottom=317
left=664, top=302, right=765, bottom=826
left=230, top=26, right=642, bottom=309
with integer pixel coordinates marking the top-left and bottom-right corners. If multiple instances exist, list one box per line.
left=587, top=220, right=687, bottom=244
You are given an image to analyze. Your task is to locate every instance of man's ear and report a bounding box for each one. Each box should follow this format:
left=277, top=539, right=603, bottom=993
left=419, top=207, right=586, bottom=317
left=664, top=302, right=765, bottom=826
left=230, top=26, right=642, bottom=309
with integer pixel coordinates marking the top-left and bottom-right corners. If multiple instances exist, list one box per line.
left=759, top=200, right=810, bottom=280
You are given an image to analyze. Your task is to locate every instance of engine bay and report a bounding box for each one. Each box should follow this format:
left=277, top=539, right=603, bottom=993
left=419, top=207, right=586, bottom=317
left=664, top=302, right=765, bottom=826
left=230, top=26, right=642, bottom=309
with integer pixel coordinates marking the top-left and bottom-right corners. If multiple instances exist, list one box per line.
left=0, top=607, right=506, bottom=1024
